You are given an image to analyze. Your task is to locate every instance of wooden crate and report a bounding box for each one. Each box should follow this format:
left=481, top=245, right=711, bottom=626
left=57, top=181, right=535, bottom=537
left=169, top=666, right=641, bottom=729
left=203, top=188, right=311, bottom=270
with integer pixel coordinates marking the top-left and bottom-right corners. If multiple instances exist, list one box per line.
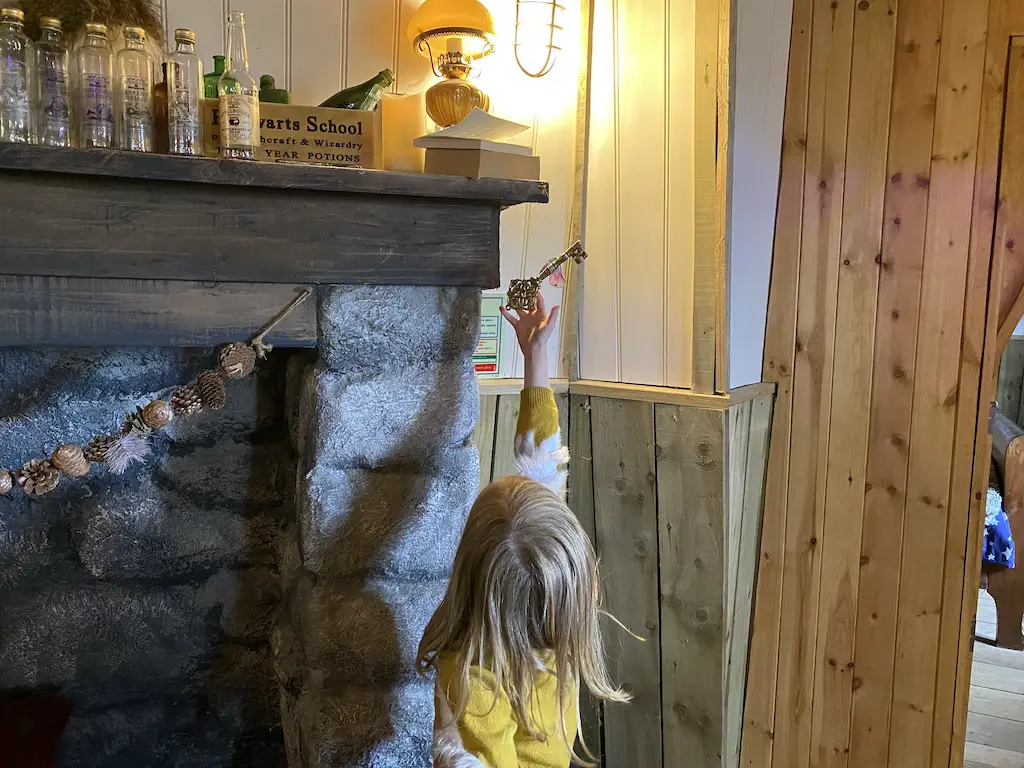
left=201, top=99, right=382, bottom=169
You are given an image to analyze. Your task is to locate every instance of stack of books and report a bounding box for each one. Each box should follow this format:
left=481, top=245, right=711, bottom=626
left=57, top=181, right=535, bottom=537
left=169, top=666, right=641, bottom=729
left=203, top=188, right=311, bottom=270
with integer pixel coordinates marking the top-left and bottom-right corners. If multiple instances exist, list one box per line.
left=414, top=109, right=540, bottom=181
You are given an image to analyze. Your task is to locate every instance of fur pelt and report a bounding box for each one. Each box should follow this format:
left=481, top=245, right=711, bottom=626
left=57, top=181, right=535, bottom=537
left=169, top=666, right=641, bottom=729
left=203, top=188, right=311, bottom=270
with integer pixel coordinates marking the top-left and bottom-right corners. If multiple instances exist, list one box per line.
left=13, top=0, right=163, bottom=41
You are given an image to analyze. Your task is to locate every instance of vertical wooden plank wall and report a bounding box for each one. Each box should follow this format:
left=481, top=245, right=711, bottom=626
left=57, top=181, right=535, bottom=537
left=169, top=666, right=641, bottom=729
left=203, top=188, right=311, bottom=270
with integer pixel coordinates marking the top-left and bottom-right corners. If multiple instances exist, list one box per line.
left=474, top=390, right=774, bottom=767
left=161, top=0, right=580, bottom=380
left=741, top=0, right=1024, bottom=767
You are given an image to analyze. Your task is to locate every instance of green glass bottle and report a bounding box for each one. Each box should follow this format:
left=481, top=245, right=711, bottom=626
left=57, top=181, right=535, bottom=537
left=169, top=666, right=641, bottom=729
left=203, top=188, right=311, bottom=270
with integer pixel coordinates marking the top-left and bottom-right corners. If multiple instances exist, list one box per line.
left=259, top=74, right=290, bottom=104
left=203, top=55, right=224, bottom=98
left=320, top=69, right=394, bottom=111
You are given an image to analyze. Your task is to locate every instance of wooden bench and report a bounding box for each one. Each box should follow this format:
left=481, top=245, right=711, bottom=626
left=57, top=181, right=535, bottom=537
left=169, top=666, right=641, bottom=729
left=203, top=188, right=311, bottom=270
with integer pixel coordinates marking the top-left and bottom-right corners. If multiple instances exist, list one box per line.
left=988, top=405, right=1024, bottom=649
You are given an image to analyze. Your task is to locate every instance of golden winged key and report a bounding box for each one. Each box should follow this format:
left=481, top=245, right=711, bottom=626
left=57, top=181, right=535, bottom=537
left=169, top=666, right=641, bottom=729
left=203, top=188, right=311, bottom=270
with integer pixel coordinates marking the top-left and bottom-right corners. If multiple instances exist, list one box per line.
left=506, top=241, right=588, bottom=312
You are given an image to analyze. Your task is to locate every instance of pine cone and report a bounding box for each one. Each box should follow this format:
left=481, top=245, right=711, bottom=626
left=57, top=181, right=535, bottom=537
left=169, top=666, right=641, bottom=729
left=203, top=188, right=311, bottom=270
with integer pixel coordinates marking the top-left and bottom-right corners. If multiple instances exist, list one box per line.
left=142, top=399, right=174, bottom=429
left=219, top=342, right=257, bottom=380
left=171, top=385, right=203, bottom=418
left=51, top=444, right=90, bottom=477
left=0, top=470, right=12, bottom=494
left=84, top=434, right=116, bottom=463
left=197, top=371, right=227, bottom=411
left=18, top=459, right=59, bottom=496
left=122, top=406, right=152, bottom=436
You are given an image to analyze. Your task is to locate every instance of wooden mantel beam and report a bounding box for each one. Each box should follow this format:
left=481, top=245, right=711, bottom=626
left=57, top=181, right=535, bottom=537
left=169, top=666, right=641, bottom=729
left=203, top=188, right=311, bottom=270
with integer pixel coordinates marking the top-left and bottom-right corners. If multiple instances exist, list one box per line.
left=0, top=145, right=548, bottom=347
left=0, top=145, right=547, bottom=288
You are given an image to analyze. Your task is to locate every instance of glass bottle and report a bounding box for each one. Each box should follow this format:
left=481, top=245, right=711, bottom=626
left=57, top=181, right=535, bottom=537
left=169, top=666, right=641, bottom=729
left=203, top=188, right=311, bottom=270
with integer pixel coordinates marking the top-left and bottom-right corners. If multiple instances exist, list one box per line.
left=203, top=55, right=224, bottom=99
left=115, top=26, right=154, bottom=152
left=218, top=12, right=258, bottom=160
left=320, top=69, right=394, bottom=111
left=0, top=8, right=31, bottom=143
left=166, top=28, right=202, bottom=155
left=74, top=22, right=114, bottom=148
left=32, top=17, right=70, bottom=147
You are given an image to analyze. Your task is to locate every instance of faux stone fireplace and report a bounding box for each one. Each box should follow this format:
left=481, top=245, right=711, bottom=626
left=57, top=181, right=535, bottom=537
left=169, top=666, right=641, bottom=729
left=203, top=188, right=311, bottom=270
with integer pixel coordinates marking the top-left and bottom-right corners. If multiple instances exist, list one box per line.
left=0, top=145, right=547, bottom=768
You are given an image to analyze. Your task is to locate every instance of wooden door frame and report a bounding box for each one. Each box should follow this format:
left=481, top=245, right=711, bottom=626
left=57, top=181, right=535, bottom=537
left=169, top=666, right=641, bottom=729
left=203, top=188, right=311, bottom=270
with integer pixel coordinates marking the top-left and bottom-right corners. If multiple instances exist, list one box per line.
left=947, top=31, right=1024, bottom=768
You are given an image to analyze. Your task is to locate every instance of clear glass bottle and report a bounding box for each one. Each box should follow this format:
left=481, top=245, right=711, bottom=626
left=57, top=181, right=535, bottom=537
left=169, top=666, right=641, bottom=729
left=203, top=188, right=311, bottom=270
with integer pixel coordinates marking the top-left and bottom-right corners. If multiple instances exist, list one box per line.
left=115, top=26, right=154, bottom=152
left=0, top=7, right=31, bottom=143
left=218, top=11, right=258, bottom=159
left=166, top=28, right=202, bottom=155
left=32, top=17, right=70, bottom=147
left=74, top=22, right=114, bottom=148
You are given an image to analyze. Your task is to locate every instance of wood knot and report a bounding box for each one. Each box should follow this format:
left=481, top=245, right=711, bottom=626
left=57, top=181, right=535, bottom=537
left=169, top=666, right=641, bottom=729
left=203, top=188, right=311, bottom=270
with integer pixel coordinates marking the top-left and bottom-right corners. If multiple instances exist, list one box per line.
left=694, top=608, right=709, bottom=624
left=857, top=0, right=868, bottom=8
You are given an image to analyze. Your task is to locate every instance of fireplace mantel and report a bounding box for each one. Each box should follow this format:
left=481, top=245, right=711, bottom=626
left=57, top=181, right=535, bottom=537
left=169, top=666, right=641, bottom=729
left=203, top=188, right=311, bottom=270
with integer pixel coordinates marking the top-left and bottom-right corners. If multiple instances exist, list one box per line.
left=0, top=144, right=547, bottom=347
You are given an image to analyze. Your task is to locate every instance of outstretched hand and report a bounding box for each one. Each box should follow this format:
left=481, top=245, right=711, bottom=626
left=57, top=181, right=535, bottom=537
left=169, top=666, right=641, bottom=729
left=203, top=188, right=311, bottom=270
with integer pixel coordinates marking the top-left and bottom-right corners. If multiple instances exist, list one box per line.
left=500, top=293, right=558, bottom=389
left=499, top=293, right=560, bottom=358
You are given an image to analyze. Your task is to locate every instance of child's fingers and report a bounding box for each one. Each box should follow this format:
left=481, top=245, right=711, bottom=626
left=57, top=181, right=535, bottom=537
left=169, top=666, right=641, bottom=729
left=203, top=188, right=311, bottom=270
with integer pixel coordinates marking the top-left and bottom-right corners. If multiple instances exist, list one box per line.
left=547, top=305, right=560, bottom=328
left=499, top=306, right=519, bottom=326
left=536, top=292, right=548, bottom=316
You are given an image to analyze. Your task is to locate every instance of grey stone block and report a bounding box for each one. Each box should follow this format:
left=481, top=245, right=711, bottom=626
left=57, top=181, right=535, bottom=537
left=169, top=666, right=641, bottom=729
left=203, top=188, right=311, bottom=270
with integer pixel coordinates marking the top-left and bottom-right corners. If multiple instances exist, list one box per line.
left=308, top=358, right=479, bottom=471
left=77, top=477, right=283, bottom=579
left=300, top=445, right=477, bottom=579
left=318, top=285, right=480, bottom=375
left=57, top=693, right=285, bottom=768
left=0, top=583, right=212, bottom=697
left=297, top=680, right=432, bottom=768
left=0, top=569, right=277, bottom=704
left=302, top=576, right=448, bottom=687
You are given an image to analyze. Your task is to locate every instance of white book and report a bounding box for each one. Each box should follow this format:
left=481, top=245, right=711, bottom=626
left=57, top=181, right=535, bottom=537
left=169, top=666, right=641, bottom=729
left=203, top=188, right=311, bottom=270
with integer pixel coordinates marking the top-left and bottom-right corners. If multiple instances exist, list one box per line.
left=412, top=136, right=534, bottom=156
left=413, top=108, right=533, bottom=156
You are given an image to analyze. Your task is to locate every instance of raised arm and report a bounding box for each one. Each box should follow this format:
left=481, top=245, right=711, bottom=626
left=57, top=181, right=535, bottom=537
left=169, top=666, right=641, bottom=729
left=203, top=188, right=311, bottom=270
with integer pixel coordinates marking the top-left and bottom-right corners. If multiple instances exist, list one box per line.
left=499, top=295, right=568, bottom=493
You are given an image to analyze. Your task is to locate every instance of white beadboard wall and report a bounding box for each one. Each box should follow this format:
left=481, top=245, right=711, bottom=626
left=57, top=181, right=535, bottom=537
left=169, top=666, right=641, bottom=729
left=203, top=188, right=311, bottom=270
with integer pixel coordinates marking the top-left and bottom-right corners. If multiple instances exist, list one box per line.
left=580, top=0, right=697, bottom=388
left=727, top=0, right=792, bottom=389
left=580, top=0, right=791, bottom=390
left=160, top=0, right=581, bottom=379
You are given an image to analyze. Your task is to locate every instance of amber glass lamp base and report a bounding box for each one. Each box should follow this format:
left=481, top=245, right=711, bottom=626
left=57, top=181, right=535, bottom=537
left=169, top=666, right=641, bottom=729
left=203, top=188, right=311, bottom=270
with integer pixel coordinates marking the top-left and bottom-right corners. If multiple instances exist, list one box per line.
left=425, top=76, right=491, bottom=127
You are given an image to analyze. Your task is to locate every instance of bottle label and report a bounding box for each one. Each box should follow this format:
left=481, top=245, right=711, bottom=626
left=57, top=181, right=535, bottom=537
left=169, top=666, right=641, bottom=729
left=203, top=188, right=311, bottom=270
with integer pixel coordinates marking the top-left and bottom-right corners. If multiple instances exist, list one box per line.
left=220, top=93, right=258, bottom=148
left=123, top=75, right=151, bottom=124
left=0, top=59, right=28, bottom=122
left=83, top=73, right=114, bottom=124
left=42, top=68, right=70, bottom=128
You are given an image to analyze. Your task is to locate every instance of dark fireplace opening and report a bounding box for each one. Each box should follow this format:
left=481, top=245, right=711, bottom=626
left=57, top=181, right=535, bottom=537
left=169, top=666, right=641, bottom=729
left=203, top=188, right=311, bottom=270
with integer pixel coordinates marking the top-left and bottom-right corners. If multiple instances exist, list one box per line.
left=0, top=347, right=297, bottom=768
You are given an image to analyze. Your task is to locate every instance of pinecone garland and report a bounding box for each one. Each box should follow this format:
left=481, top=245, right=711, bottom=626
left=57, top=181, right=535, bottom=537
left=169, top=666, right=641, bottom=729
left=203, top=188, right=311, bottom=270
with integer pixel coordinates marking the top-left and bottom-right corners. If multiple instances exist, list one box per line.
left=51, top=444, right=90, bottom=477
left=197, top=371, right=227, bottom=411
left=219, top=342, right=257, bottom=379
left=0, top=470, right=12, bottom=494
left=85, top=434, right=116, bottom=463
left=171, top=385, right=203, bottom=418
left=122, top=406, right=152, bottom=436
left=18, top=459, right=59, bottom=496
left=142, top=400, right=174, bottom=429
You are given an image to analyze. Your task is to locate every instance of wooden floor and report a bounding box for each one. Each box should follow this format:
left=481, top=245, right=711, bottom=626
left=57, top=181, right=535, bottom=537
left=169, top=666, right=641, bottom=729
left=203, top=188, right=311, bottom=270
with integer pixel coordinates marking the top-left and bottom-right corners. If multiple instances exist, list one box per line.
left=966, top=590, right=1024, bottom=767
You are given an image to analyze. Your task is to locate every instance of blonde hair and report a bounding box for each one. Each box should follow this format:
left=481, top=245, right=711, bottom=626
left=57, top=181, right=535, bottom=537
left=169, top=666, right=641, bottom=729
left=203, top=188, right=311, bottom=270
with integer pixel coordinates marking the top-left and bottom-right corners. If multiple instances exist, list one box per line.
left=418, top=475, right=630, bottom=763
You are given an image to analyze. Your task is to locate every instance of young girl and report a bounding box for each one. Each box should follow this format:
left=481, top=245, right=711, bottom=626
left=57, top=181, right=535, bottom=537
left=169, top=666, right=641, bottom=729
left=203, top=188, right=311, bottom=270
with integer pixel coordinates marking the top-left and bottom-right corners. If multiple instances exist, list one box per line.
left=419, top=295, right=630, bottom=768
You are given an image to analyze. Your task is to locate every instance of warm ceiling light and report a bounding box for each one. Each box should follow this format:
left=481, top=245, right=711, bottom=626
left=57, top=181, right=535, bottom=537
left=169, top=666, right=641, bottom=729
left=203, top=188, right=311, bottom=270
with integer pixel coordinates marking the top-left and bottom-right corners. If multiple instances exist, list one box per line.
left=408, top=0, right=498, bottom=126
left=514, top=0, right=563, bottom=78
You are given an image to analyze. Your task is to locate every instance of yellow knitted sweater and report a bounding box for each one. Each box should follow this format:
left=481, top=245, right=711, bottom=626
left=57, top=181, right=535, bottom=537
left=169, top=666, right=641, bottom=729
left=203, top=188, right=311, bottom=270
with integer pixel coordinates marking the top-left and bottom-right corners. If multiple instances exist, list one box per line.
left=435, top=387, right=574, bottom=768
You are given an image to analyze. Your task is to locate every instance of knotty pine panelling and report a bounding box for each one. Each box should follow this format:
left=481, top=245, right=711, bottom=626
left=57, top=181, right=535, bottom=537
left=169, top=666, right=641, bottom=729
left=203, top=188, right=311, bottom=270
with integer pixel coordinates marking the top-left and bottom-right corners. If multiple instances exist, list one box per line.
left=741, top=1, right=1024, bottom=767
left=161, top=0, right=580, bottom=379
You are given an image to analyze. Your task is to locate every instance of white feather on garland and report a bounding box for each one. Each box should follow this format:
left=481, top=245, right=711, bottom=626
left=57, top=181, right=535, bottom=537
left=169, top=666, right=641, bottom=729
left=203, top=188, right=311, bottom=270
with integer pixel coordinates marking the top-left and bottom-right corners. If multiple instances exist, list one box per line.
left=105, top=433, right=152, bottom=475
